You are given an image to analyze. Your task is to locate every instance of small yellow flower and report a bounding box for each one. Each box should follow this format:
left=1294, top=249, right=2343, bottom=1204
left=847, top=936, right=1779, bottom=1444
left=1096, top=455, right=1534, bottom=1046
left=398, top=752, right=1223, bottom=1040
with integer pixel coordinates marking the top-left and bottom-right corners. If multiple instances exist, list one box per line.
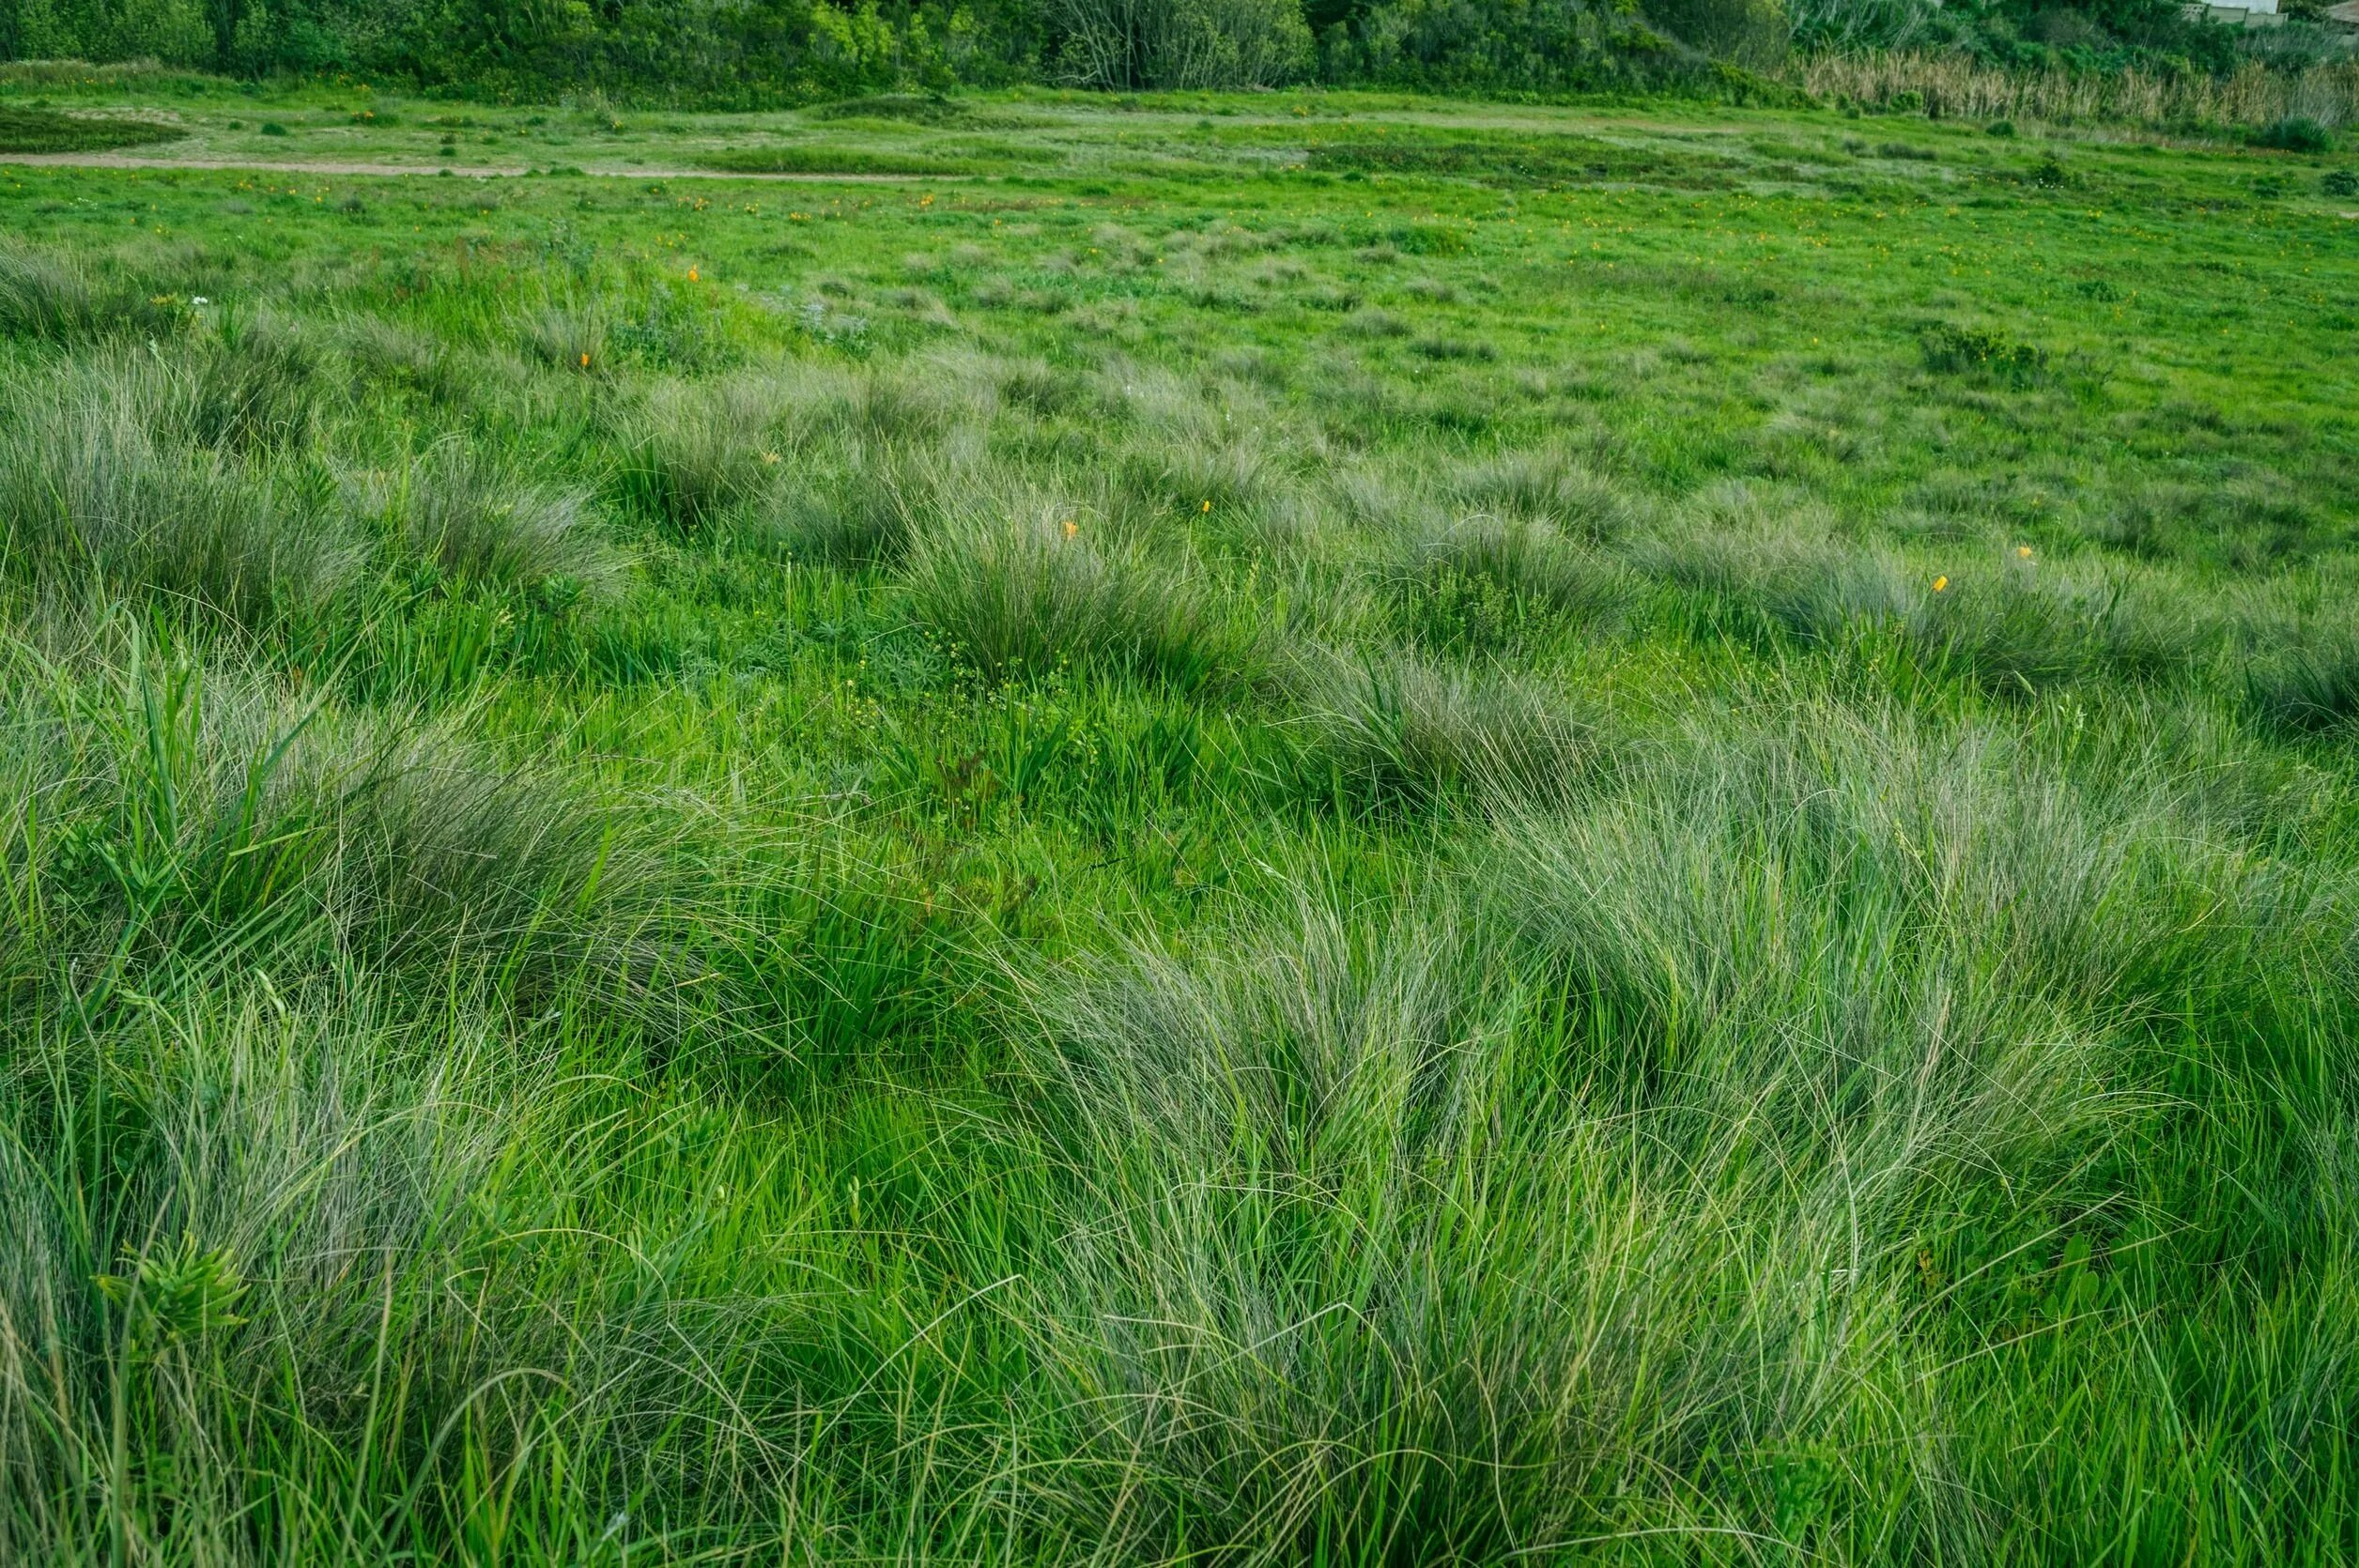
left=1200, top=500, right=1212, bottom=514
left=2015, top=545, right=2033, bottom=560
left=1932, top=576, right=1949, bottom=593
left=761, top=451, right=780, bottom=466
left=578, top=352, right=590, bottom=369
left=688, top=268, right=700, bottom=283
left=1061, top=519, right=1079, bottom=538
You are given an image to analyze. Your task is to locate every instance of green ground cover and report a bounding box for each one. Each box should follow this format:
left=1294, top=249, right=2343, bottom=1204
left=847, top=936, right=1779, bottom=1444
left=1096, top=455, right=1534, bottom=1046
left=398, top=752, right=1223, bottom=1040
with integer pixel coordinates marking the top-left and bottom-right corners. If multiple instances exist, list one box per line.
left=0, top=103, right=184, bottom=152
left=0, top=80, right=2355, bottom=1564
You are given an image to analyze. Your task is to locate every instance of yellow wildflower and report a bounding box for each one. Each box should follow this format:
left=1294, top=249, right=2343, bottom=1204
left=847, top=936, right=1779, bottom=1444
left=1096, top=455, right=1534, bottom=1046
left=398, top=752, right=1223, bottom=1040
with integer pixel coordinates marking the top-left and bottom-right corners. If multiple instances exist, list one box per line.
left=1932, top=576, right=1949, bottom=593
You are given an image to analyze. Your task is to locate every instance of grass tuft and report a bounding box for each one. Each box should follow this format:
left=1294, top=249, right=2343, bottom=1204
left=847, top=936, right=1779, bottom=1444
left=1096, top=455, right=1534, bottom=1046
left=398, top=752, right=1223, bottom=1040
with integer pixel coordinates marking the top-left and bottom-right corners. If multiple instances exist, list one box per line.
left=904, top=504, right=1259, bottom=687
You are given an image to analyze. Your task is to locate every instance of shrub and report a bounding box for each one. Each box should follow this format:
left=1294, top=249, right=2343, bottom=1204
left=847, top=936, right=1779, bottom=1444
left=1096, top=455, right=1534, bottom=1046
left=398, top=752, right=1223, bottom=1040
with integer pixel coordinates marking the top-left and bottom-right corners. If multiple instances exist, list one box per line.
left=2325, top=169, right=2359, bottom=199
left=1986, top=118, right=2016, bottom=137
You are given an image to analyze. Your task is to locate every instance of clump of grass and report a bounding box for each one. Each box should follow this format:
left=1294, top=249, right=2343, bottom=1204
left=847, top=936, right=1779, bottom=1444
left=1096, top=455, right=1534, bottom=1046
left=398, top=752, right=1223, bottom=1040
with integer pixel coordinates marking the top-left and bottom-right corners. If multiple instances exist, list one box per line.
left=614, top=376, right=786, bottom=535
left=903, top=506, right=1257, bottom=687
left=1628, top=496, right=1916, bottom=638
left=184, top=308, right=330, bottom=452
left=0, top=370, right=359, bottom=625
left=1908, top=555, right=2213, bottom=691
left=809, top=92, right=971, bottom=125
left=760, top=433, right=969, bottom=565
left=339, top=314, right=474, bottom=407
left=0, top=243, right=188, bottom=344
left=2251, top=116, right=2333, bottom=154
left=394, top=443, right=616, bottom=592
left=696, top=146, right=974, bottom=177
left=1399, top=512, right=1639, bottom=626
left=518, top=301, right=609, bottom=371
left=1281, top=643, right=1595, bottom=806
left=2244, top=625, right=2359, bottom=734
left=1, top=632, right=679, bottom=993
left=1444, top=447, right=1639, bottom=541
left=1632, top=495, right=2206, bottom=691
left=1003, top=889, right=1962, bottom=1558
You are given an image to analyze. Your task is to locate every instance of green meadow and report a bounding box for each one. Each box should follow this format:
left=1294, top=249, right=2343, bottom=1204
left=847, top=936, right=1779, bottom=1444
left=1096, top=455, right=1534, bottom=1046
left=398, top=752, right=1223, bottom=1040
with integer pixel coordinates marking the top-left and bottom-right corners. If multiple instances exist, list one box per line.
left=1, top=76, right=2357, bottom=1563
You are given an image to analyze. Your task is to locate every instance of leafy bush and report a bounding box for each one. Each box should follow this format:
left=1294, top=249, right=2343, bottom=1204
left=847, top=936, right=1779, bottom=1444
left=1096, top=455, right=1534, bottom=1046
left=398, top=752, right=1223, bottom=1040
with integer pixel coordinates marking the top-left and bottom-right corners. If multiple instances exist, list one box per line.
left=1319, top=0, right=1704, bottom=94
left=2323, top=168, right=2359, bottom=198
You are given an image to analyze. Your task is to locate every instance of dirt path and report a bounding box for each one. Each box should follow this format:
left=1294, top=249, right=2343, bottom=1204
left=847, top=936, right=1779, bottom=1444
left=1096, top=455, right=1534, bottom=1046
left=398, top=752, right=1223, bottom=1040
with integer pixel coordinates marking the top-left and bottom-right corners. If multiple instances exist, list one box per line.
left=0, top=150, right=951, bottom=182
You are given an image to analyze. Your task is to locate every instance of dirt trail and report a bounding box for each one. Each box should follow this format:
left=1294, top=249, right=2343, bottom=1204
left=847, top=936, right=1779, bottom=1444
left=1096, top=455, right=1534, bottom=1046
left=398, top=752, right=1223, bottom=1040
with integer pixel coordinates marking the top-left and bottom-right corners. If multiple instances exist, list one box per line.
left=0, top=150, right=948, bottom=182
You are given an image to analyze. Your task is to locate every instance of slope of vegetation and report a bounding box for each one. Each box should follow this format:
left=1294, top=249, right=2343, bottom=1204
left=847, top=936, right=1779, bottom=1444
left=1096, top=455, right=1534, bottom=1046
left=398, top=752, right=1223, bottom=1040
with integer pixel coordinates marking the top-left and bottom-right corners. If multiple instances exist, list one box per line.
left=0, top=87, right=2354, bottom=1564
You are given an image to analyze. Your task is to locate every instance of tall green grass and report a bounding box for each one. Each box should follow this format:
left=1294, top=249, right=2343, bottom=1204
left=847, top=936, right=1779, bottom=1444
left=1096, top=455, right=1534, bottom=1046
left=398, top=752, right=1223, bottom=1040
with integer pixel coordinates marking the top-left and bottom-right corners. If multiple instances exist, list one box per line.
left=0, top=161, right=2353, bottom=1568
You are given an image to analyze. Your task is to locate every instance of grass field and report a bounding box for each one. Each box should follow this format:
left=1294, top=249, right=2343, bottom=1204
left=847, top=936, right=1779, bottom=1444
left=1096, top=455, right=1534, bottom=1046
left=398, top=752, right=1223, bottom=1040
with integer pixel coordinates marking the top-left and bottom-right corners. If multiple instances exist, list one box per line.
left=1, top=69, right=2356, bottom=1565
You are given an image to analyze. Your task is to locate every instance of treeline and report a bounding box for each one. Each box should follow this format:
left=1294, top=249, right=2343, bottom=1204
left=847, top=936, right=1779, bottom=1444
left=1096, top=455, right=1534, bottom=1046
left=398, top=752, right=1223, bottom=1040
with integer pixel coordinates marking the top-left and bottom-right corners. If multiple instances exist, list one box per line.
left=0, top=0, right=2336, bottom=102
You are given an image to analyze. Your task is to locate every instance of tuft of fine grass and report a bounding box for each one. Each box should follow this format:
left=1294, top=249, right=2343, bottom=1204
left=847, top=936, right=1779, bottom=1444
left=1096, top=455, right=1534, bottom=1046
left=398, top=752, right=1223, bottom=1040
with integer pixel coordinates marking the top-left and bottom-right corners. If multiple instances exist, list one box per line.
left=0, top=368, right=359, bottom=625
left=0, top=242, right=187, bottom=344
left=2245, top=624, right=2359, bottom=734
left=393, top=442, right=618, bottom=592
left=902, top=505, right=1260, bottom=687
left=1281, top=642, right=1596, bottom=807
